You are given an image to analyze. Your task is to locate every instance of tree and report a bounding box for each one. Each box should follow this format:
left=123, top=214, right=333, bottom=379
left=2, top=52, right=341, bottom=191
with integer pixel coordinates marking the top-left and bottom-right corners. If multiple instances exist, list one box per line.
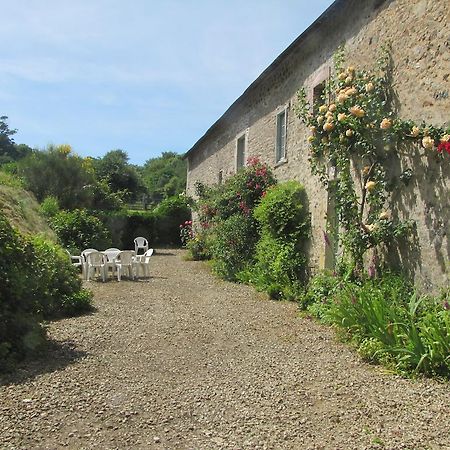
left=92, top=149, right=145, bottom=202
left=141, top=151, right=187, bottom=204
left=18, top=144, right=97, bottom=209
left=0, top=116, right=33, bottom=164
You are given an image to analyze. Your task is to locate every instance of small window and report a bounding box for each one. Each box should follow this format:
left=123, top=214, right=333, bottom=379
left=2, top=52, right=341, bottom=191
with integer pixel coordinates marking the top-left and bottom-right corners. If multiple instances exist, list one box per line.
left=236, top=135, right=246, bottom=170
left=313, top=81, right=327, bottom=111
left=218, top=170, right=223, bottom=185
left=276, top=108, right=287, bottom=163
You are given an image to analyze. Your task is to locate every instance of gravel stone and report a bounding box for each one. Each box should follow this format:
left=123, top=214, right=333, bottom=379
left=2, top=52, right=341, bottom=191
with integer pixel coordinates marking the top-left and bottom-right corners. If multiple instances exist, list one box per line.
left=0, top=249, right=449, bottom=449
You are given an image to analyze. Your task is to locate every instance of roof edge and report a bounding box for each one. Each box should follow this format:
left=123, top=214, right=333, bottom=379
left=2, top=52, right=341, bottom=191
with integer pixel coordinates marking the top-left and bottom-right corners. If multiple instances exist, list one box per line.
left=184, top=0, right=347, bottom=160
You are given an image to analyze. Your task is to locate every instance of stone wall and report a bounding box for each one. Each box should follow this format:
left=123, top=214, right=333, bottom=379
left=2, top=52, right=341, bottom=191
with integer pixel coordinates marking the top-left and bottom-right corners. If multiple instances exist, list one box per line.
left=186, top=0, right=449, bottom=292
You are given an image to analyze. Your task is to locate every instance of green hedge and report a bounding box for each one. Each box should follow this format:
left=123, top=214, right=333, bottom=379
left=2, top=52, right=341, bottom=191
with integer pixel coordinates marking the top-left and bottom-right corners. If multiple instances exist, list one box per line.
left=100, top=196, right=190, bottom=249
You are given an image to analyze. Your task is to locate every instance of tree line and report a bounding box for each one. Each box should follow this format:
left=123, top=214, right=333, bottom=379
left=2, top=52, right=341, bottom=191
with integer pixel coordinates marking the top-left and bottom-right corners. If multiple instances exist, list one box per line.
left=0, top=115, right=187, bottom=211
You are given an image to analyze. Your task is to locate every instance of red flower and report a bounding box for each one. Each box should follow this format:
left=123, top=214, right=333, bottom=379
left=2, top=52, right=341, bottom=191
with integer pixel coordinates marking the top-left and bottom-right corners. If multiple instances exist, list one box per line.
left=437, top=142, right=450, bottom=155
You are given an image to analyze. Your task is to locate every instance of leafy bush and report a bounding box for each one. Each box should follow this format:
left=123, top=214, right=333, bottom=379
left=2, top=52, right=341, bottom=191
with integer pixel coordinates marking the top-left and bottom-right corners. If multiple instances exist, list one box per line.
left=211, top=214, right=258, bottom=281
left=0, top=213, right=44, bottom=369
left=153, top=195, right=191, bottom=245
left=186, top=230, right=213, bottom=261
left=196, top=157, right=276, bottom=227
left=40, top=196, right=60, bottom=218
left=0, top=212, right=92, bottom=371
left=49, top=209, right=111, bottom=253
left=28, top=236, right=93, bottom=318
left=253, top=181, right=310, bottom=241
left=248, top=182, right=310, bottom=300
left=299, top=270, right=341, bottom=311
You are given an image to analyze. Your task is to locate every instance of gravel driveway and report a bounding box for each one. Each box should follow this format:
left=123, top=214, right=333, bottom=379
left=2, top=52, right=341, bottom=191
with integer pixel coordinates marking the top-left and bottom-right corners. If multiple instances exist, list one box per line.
left=1, top=249, right=449, bottom=450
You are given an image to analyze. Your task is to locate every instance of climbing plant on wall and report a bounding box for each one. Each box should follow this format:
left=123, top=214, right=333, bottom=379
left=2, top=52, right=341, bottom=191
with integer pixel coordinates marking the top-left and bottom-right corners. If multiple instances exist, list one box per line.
left=296, top=45, right=449, bottom=275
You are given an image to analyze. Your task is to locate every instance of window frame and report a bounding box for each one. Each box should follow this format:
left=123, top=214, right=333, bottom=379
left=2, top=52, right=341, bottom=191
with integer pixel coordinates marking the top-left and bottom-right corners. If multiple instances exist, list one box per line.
left=275, top=105, right=288, bottom=165
left=235, top=130, right=248, bottom=171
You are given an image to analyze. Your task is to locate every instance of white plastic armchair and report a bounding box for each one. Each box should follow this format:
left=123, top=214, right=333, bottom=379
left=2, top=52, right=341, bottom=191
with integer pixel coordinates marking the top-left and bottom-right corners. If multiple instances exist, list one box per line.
left=134, top=237, right=149, bottom=256
left=86, top=251, right=107, bottom=282
left=66, top=250, right=82, bottom=269
left=81, top=248, right=98, bottom=280
left=103, top=248, right=121, bottom=278
left=115, top=250, right=136, bottom=281
left=135, top=248, right=154, bottom=278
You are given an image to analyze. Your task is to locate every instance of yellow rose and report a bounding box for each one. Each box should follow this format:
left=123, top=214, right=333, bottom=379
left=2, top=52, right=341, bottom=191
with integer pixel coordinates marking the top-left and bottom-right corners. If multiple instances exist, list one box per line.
left=307, top=136, right=315, bottom=143
left=346, top=87, right=357, bottom=97
left=411, top=126, right=420, bottom=137
left=422, top=136, right=435, bottom=150
left=319, top=104, right=328, bottom=114
left=349, top=106, right=365, bottom=118
left=338, top=113, right=347, bottom=122
left=365, top=180, right=377, bottom=191
left=317, top=116, right=324, bottom=125
left=328, top=104, right=337, bottom=112
left=362, top=166, right=370, bottom=176
left=323, top=122, right=335, bottom=132
left=338, top=72, right=347, bottom=81
left=345, top=129, right=354, bottom=137
left=337, top=93, right=348, bottom=104
left=365, top=223, right=376, bottom=232
left=440, top=134, right=450, bottom=143
left=347, top=66, right=355, bottom=73
left=379, top=211, right=390, bottom=220
left=345, top=76, right=353, bottom=85
left=365, top=82, right=374, bottom=93
left=380, top=118, right=392, bottom=130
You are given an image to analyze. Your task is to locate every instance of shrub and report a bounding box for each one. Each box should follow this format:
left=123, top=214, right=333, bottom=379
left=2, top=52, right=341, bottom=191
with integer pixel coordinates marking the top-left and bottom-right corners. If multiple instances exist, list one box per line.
left=248, top=181, right=311, bottom=300
left=28, top=236, right=93, bottom=318
left=299, top=270, right=341, bottom=311
left=211, top=214, right=258, bottom=281
left=253, top=180, right=310, bottom=241
left=49, top=209, right=111, bottom=253
left=186, top=230, right=213, bottom=261
left=40, top=196, right=60, bottom=218
left=153, top=195, right=191, bottom=245
left=0, top=213, right=44, bottom=369
left=0, top=212, right=92, bottom=371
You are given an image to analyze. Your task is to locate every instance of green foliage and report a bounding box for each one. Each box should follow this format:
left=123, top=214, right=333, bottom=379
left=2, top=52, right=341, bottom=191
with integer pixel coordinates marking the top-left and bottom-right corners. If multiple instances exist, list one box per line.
left=153, top=195, right=191, bottom=245
left=211, top=214, right=258, bottom=281
left=254, top=181, right=310, bottom=240
left=197, top=157, right=276, bottom=226
left=49, top=209, right=111, bottom=253
left=99, top=195, right=190, bottom=248
left=246, top=182, right=310, bottom=300
left=27, top=236, right=93, bottom=318
left=141, top=151, right=187, bottom=204
left=40, top=196, right=60, bottom=218
left=0, top=211, right=92, bottom=371
left=299, top=270, right=341, bottom=312
left=18, top=145, right=122, bottom=211
left=305, top=272, right=450, bottom=377
left=92, top=149, right=146, bottom=203
left=186, top=230, right=213, bottom=261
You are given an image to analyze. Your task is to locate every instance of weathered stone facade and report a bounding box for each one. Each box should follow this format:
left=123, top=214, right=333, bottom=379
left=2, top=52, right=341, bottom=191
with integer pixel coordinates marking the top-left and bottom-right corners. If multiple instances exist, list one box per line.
left=185, top=0, right=449, bottom=292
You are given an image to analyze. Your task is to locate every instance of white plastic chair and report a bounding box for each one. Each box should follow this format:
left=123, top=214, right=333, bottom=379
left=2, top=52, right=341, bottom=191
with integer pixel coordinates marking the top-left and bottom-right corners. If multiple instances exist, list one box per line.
left=81, top=248, right=98, bottom=280
left=134, top=237, right=149, bottom=256
left=66, top=250, right=82, bottom=269
left=103, top=248, right=121, bottom=278
left=86, top=251, right=107, bottom=282
left=135, top=248, right=154, bottom=278
left=115, top=250, right=136, bottom=281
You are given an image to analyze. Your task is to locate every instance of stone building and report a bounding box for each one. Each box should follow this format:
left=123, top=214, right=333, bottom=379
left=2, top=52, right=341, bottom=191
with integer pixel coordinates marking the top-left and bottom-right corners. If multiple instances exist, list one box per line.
left=184, top=0, right=449, bottom=292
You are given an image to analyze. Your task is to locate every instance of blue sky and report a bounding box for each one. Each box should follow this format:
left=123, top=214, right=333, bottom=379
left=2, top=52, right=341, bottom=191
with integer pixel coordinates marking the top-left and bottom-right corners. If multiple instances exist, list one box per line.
left=1, top=0, right=335, bottom=165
